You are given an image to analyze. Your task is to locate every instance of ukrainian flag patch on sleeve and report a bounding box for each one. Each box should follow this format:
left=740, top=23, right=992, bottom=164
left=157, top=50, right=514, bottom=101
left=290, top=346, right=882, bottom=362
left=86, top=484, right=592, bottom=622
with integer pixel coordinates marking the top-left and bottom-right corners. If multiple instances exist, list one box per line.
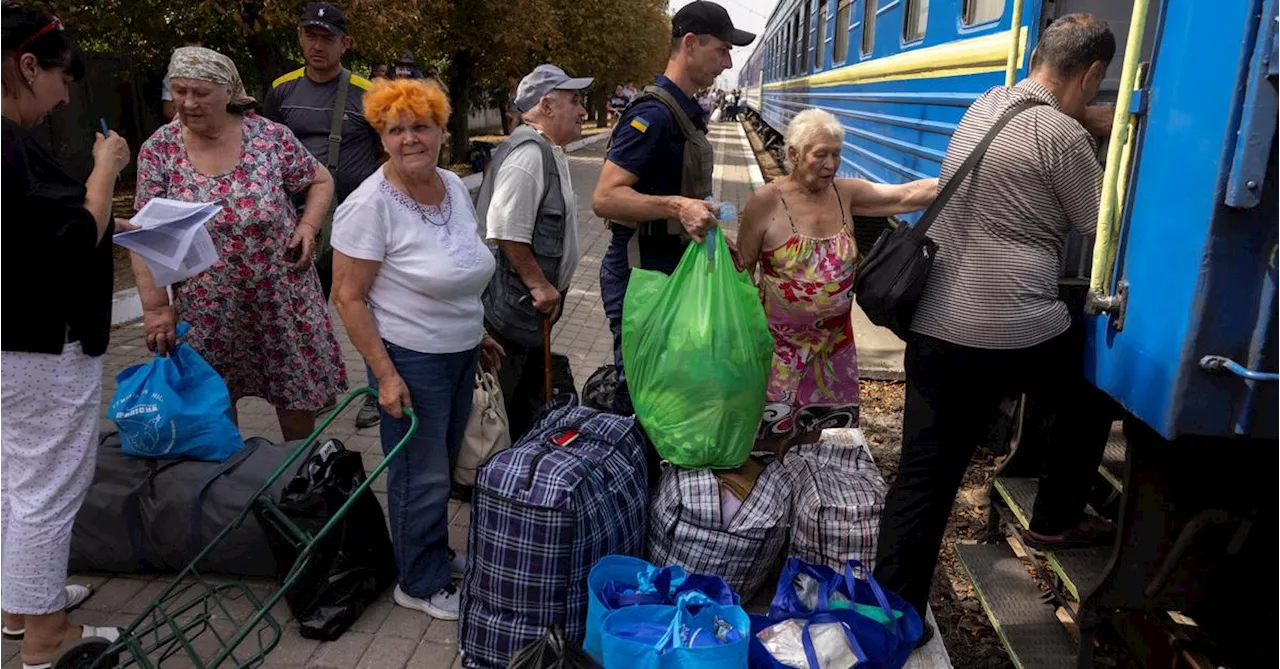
left=630, top=117, right=649, bottom=133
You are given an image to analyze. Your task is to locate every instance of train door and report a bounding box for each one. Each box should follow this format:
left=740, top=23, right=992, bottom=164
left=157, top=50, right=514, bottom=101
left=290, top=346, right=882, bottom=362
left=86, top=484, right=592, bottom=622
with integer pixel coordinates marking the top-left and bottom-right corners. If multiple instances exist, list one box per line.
left=1040, top=0, right=1162, bottom=285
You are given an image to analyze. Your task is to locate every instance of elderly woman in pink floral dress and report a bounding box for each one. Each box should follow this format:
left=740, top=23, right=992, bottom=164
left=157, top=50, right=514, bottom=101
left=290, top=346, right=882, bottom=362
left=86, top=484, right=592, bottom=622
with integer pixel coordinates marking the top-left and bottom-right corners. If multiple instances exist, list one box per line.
left=737, top=109, right=936, bottom=455
left=129, top=47, right=346, bottom=441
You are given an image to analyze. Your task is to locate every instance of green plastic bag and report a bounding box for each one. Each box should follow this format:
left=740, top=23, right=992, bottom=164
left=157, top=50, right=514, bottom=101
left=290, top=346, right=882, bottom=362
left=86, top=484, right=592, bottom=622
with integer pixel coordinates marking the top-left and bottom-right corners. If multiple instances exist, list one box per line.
left=622, top=228, right=773, bottom=469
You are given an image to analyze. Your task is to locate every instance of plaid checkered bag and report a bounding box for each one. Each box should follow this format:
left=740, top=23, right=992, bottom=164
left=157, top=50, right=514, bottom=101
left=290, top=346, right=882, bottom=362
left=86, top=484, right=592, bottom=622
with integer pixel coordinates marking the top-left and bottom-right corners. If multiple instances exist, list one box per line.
left=458, top=399, right=648, bottom=669
left=645, top=459, right=792, bottom=601
left=783, top=436, right=887, bottom=572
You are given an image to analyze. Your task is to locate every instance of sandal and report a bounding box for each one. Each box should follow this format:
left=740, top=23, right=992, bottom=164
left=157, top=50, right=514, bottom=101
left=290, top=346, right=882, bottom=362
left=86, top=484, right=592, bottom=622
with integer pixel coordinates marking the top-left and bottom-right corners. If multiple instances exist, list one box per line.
left=3, top=585, right=96, bottom=641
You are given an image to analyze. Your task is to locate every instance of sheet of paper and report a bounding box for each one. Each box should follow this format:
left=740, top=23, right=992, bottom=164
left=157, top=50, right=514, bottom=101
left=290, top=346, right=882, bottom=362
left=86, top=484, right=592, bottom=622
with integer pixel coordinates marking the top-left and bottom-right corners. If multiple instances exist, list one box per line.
left=113, top=198, right=223, bottom=287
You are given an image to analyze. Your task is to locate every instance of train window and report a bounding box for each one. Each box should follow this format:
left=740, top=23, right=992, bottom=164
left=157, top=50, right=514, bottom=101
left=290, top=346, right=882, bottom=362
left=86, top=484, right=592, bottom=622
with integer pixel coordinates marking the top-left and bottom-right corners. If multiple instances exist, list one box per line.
left=834, top=0, right=852, bottom=64
left=802, top=0, right=812, bottom=73
left=861, top=0, right=875, bottom=55
left=815, top=2, right=827, bottom=69
left=788, top=12, right=798, bottom=74
left=962, top=0, right=1002, bottom=25
left=903, top=0, right=928, bottom=42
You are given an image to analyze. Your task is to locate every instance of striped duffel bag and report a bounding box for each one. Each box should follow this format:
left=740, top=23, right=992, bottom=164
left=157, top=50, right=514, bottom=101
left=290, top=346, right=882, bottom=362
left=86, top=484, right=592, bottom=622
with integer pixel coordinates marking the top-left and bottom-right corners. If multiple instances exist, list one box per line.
left=645, top=455, right=792, bottom=602
left=783, top=434, right=887, bottom=572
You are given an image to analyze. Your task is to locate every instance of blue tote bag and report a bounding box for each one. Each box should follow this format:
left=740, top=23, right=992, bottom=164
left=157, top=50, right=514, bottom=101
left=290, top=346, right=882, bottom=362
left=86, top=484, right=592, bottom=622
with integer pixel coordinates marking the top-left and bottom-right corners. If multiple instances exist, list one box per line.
left=839, top=560, right=923, bottom=667
left=758, top=558, right=919, bottom=668
left=586, top=555, right=739, bottom=660
left=600, top=591, right=750, bottom=669
left=108, top=322, right=243, bottom=462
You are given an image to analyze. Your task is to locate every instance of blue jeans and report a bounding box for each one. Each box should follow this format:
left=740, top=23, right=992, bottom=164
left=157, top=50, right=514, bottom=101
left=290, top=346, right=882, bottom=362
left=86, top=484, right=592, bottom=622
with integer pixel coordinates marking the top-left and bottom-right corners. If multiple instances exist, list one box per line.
left=370, top=341, right=478, bottom=598
left=599, top=226, right=687, bottom=415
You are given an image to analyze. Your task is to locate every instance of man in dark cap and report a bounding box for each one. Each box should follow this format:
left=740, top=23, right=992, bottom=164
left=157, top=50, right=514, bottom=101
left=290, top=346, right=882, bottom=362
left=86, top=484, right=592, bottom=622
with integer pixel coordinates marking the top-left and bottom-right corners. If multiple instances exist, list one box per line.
left=264, top=2, right=383, bottom=428
left=393, top=51, right=425, bottom=79
left=591, top=0, right=754, bottom=475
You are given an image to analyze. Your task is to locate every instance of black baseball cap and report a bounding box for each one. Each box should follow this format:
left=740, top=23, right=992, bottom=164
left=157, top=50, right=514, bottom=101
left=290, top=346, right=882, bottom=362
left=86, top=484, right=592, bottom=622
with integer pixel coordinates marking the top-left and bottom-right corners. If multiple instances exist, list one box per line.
left=671, top=1, right=755, bottom=47
left=299, top=2, right=347, bottom=36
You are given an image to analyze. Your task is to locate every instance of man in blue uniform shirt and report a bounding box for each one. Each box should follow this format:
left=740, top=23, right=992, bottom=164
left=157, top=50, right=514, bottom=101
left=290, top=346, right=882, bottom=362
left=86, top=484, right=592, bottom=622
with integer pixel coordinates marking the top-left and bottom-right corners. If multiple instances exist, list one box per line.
left=592, top=0, right=754, bottom=423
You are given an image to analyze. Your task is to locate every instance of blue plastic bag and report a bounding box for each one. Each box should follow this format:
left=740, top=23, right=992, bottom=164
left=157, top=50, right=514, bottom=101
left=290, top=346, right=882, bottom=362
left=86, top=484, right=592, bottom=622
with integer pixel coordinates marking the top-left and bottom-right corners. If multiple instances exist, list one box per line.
left=108, top=322, right=243, bottom=462
left=600, top=591, right=750, bottom=669
left=586, top=556, right=739, bottom=660
left=760, top=558, right=921, bottom=669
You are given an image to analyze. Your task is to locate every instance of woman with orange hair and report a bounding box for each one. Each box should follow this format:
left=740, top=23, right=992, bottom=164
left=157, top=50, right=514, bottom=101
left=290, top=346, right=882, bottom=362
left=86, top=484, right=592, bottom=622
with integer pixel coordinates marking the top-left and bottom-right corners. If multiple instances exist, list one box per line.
left=331, top=78, right=503, bottom=621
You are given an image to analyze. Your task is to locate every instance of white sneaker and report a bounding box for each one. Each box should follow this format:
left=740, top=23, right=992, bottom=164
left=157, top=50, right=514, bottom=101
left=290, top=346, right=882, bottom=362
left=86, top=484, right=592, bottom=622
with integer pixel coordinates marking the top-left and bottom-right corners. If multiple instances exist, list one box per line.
left=449, top=549, right=467, bottom=578
left=393, top=584, right=460, bottom=621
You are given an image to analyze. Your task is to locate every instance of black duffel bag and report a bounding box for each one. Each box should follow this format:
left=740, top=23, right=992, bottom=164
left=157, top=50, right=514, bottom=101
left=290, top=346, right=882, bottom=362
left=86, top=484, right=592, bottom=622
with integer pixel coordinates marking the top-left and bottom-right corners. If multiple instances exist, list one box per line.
left=854, top=100, right=1042, bottom=339
left=70, top=432, right=307, bottom=577
left=257, top=438, right=397, bottom=641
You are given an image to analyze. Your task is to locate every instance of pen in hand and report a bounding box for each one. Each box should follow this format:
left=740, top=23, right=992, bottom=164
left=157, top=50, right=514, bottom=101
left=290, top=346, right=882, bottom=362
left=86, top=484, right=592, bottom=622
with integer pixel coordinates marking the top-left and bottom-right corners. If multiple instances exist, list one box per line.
left=99, top=118, right=121, bottom=183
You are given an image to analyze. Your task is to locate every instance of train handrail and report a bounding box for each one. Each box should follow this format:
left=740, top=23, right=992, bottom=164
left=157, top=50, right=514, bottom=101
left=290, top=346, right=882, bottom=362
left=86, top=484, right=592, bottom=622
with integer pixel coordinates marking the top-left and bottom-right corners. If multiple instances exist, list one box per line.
left=1087, top=0, right=1152, bottom=315
left=1003, top=0, right=1026, bottom=87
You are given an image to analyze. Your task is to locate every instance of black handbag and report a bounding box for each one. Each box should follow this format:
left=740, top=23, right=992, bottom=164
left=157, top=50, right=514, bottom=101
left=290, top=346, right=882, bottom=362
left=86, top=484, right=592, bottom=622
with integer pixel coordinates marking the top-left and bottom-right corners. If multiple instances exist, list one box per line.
left=854, top=100, right=1044, bottom=339
left=257, top=438, right=398, bottom=641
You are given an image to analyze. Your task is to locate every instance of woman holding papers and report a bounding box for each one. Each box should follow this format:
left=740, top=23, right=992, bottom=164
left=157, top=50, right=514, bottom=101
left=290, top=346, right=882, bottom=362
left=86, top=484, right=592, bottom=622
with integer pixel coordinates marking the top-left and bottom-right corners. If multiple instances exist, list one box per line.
left=1, top=3, right=132, bottom=664
left=129, top=46, right=346, bottom=443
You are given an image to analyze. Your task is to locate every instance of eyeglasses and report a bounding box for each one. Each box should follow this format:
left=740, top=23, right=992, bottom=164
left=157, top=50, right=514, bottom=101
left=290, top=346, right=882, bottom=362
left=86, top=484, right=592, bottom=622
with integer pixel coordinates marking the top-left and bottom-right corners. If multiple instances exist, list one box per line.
left=14, top=17, right=64, bottom=57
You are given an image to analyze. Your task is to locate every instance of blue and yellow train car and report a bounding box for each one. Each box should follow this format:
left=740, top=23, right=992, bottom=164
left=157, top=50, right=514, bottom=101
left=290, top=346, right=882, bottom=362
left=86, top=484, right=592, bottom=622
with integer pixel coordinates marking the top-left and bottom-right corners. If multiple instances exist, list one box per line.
left=740, top=1, right=1277, bottom=667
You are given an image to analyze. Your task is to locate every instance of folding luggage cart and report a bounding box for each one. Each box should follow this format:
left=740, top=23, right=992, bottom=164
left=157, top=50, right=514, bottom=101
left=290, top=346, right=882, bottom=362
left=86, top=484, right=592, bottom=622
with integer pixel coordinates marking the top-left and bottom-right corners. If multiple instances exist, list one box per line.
left=52, top=387, right=415, bottom=669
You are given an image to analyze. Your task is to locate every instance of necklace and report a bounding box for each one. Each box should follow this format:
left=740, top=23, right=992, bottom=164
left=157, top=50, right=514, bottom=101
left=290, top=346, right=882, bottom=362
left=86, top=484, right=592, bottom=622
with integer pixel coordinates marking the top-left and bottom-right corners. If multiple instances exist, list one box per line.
left=398, top=167, right=452, bottom=228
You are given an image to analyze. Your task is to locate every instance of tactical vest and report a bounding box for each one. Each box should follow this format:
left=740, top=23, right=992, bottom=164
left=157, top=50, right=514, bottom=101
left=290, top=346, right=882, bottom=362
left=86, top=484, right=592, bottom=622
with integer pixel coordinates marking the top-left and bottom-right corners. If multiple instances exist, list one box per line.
left=606, top=85, right=714, bottom=266
left=475, top=125, right=568, bottom=348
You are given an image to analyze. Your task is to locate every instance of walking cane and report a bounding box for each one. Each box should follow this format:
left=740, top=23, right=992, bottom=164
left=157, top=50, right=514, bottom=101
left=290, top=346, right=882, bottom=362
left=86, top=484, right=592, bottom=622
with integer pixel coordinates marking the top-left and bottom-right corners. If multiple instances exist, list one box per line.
left=543, top=315, right=553, bottom=403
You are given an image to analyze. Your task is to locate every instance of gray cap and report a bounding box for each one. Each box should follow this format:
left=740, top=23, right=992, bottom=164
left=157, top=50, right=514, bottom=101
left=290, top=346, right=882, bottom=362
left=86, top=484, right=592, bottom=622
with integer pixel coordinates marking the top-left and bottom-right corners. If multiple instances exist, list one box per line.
left=514, top=64, right=594, bottom=112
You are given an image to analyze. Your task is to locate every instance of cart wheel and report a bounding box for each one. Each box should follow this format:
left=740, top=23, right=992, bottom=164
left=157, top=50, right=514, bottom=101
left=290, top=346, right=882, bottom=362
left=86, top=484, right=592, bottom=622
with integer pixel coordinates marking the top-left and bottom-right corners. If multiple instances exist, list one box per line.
left=51, top=636, right=117, bottom=669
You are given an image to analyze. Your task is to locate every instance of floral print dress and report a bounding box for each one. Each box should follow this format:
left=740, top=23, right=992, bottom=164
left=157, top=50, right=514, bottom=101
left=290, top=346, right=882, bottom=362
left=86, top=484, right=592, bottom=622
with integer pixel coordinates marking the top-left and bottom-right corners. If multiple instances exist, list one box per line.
left=134, top=113, right=347, bottom=411
left=756, top=188, right=860, bottom=441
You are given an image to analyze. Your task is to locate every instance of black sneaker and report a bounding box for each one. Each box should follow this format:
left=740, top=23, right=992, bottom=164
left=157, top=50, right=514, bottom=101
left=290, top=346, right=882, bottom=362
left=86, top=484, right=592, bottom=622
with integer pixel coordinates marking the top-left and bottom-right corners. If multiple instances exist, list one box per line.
left=355, top=395, right=381, bottom=428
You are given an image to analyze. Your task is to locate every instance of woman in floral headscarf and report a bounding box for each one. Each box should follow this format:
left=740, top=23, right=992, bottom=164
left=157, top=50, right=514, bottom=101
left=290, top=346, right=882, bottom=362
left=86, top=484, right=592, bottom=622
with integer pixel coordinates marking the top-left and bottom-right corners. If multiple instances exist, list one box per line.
left=129, top=46, right=346, bottom=441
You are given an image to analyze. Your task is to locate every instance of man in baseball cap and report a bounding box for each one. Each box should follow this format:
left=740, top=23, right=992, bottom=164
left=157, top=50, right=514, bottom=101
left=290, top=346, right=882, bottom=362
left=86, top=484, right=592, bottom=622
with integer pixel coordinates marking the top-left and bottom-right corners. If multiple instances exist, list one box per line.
left=671, top=0, right=756, bottom=46
left=298, top=1, right=347, bottom=36
left=591, top=0, right=756, bottom=447
left=514, top=64, right=594, bottom=112
left=477, top=63, right=592, bottom=439
left=265, top=1, right=384, bottom=427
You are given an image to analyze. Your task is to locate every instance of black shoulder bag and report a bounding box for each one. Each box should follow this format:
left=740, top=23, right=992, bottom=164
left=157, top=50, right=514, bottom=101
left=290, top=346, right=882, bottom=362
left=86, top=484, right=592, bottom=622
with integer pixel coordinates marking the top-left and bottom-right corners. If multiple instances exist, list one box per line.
left=853, top=100, right=1043, bottom=340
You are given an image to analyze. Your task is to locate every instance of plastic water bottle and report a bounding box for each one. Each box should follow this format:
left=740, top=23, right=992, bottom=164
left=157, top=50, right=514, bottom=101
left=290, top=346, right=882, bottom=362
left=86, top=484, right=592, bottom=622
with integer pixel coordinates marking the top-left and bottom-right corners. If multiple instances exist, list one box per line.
left=701, top=198, right=738, bottom=267
left=717, top=200, right=737, bottom=223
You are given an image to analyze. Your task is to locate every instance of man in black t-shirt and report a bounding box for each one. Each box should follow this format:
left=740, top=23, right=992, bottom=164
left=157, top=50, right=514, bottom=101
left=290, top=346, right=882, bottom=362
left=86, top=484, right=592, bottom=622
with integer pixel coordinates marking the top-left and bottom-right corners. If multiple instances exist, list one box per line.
left=264, top=1, right=383, bottom=428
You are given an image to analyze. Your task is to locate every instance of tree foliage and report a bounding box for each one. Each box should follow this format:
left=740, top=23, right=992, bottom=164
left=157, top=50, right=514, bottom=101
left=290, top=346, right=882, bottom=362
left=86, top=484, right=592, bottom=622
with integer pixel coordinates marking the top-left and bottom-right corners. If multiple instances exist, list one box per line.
left=41, top=0, right=671, bottom=147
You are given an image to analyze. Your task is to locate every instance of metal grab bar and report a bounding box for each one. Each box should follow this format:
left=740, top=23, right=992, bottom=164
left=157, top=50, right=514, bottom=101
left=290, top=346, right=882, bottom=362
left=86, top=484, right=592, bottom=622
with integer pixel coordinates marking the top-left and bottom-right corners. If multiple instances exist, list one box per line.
left=1004, top=0, right=1026, bottom=87
left=1087, top=0, right=1152, bottom=311
left=1199, top=355, right=1280, bottom=382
